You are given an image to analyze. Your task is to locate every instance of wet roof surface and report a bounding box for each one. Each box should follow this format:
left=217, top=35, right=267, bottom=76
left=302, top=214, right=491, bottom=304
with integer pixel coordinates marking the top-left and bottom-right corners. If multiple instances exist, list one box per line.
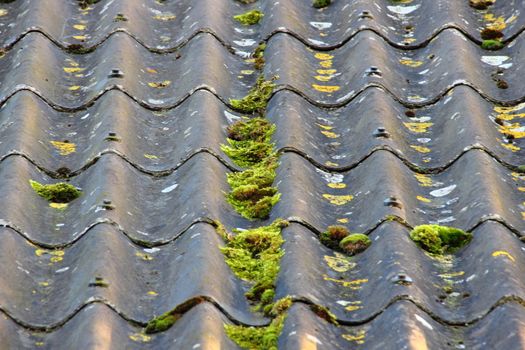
left=0, top=0, right=524, bottom=349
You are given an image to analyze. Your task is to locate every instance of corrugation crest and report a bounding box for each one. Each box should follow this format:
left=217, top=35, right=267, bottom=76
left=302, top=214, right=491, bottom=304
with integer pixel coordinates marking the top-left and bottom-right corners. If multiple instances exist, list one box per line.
left=0, top=0, right=523, bottom=49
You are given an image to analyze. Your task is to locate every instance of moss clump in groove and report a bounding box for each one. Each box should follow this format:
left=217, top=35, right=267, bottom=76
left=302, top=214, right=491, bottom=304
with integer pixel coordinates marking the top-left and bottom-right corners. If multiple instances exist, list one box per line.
left=225, top=312, right=286, bottom=350
left=230, top=76, right=277, bottom=114
left=234, top=10, right=264, bottom=25
left=254, top=43, right=266, bottom=71
left=222, top=116, right=280, bottom=220
left=145, top=298, right=206, bottom=334
left=222, top=117, right=276, bottom=167
left=30, top=180, right=81, bottom=203
left=481, top=39, right=504, bottom=50
left=410, top=225, right=472, bottom=254
left=219, top=219, right=288, bottom=313
left=320, top=225, right=371, bottom=255
left=313, top=0, right=331, bottom=8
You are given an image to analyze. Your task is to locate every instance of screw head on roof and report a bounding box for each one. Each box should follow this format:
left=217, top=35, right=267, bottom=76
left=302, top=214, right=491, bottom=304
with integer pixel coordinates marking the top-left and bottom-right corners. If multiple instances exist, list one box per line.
left=359, top=11, right=373, bottom=19
left=108, top=69, right=124, bottom=78
left=384, top=196, right=403, bottom=209
left=366, top=66, right=382, bottom=77
left=373, top=127, right=390, bottom=138
left=392, top=273, right=413, bottom=285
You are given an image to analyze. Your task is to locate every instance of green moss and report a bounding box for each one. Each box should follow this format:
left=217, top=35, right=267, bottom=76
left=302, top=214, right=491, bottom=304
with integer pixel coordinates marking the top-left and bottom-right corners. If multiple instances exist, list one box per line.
left=225, top=313, right=286, bottom=350
left=145, top=313, right=178, bottom=334
left=339, top=234, right=371, bottom=256
left=219, top=219, right=288, bottom=312
left=145, top=298, right=205, bottom=334
left=78, top=0, right=100, bottom=8
left=230, top=76, right=276, bottom=114
left=481, top=39, right=504, bottom=50
left=221, top=118, right=276, bottom=167
left=226, top=163, right=280, bottom=220
left=30, top=180, right=81, bottom=203
left=320, top=225, right=350, bottom=250
left=254, top=43, right=266, bottom=71
left=234, top=10, right=264, bottom=25
left=313, top=0, right=331, bottom=8
left=410, top=225, right=472, bottom=254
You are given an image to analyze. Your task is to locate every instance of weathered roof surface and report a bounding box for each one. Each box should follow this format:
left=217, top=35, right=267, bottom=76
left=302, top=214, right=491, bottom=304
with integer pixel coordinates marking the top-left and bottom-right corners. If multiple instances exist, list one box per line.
left=0, top=0, right=524, bottom=349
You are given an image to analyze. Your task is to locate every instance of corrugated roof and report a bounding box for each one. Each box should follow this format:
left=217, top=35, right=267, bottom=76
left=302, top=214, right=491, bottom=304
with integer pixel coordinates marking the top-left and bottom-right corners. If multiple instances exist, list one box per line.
left=0, top=0, right=524, bottom=348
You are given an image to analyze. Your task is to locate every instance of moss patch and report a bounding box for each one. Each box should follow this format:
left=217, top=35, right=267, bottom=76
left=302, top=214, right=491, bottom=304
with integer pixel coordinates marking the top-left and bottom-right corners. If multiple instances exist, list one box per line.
left=320, top=225, right=350, bottom=250
left=230, top=76, right=276, bottom=114
left=222, top=116, right=280, bottom=220
left=219, top=219, right=288, bottom=313
left=234, top=10, right=264, bottom=25
left=320, top=225, right=371, bottom=255
left=30, top=180, right=81, bottom=203
left=145, top=298, right=205, bottom=334
left=226, top=163, right=280, bottom=220
left=481, top=39, right=504, bottom=50
left=225, top=313, right=286, bottom=350
left=339, top=234, right=371, bottom=256
left=313, top=0, right=331, bottom=8
left=222, top=117, right=276, bottom=167
left=254, top=43, right=266, bottom=71
left=410, top=225, right=472, bottom=254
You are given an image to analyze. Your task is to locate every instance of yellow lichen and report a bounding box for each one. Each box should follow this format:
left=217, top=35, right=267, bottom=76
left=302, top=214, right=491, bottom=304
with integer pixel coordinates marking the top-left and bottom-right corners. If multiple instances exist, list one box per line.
left=320, top=130, right=340, bottom=138
left=322, top=194, right=353, bottom=205
left=63, top=67, right=85, bottom=73
left=342, top=330, right=366, bottom=344
left=416, top=196, right=431, bottom=203
left=148, top=80, right=171, bottom=88
left=323, top=275, right=368, bottom=289
left=414, top=174, right=432, bottom=187
left=404, top=122, right=433, bottom=133
left=328, top=183, right=346, bottom=189
left=49, top=203, right=68, bottom=210
left=312, top=84, right=340, bottom=93
left=324, top=253, right=354, bottom=273
left=314, top=53, right=333, bottom=60
left=317, top=69, right=336, bottom=75
left=319, top=60, right=333, bottom=68
left=492, top=250, right=515, bottom=262
left=410, top=145, right=431, bottom=153
left=399, top=58, right=424, bottom=68
left=50, top=141, right=76, bottom=155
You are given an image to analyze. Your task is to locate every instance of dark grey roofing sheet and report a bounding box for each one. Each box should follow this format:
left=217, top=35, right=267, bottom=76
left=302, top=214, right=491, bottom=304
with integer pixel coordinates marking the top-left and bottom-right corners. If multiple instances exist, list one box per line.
left=0, top=0, right=524, bottom=349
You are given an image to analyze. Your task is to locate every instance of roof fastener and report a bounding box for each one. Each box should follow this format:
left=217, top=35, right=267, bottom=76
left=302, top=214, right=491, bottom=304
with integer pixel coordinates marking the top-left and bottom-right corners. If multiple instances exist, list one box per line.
left=373, top=127, right=390, bottom=138
left=384, top=196, right=403, bottom=209
left=108, top=69, right=124, bottom=78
